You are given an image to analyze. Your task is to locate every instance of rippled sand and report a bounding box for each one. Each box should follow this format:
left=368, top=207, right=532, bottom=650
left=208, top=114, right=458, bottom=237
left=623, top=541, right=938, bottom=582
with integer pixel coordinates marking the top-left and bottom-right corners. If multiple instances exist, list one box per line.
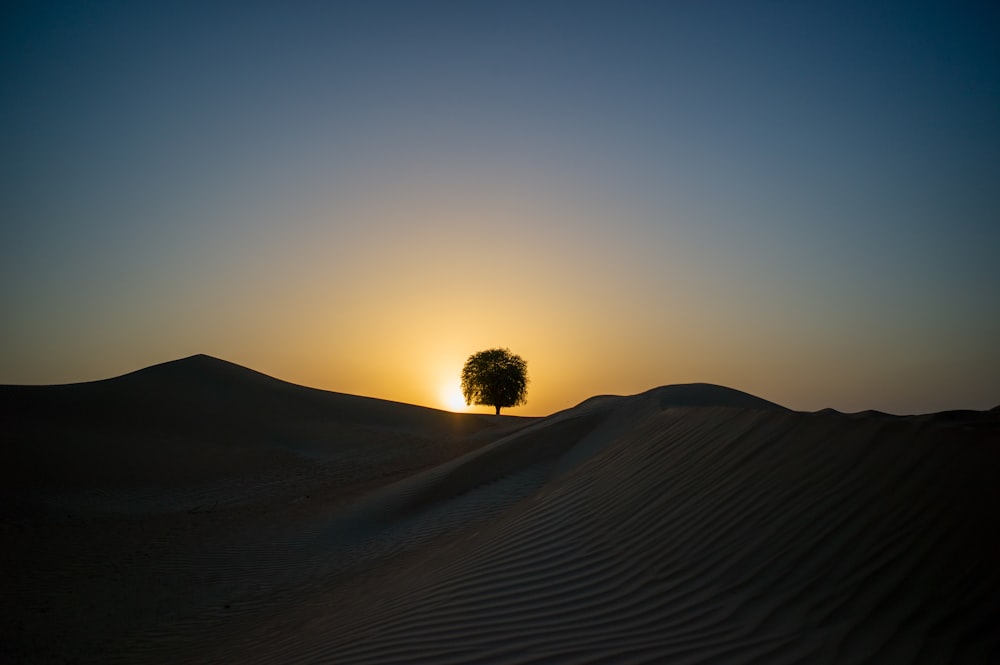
left=4, top=356, right=998, bottom=663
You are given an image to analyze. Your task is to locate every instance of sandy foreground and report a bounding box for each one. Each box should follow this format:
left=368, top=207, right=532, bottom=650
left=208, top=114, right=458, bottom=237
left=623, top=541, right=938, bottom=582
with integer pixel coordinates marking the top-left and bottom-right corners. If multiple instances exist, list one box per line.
left=2, top=355, right=998, bottom=664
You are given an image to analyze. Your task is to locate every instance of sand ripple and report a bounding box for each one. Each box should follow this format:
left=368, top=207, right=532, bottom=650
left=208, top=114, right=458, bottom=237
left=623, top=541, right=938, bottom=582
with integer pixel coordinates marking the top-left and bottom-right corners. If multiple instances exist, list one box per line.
left=4, top=365, right=998, bottom=664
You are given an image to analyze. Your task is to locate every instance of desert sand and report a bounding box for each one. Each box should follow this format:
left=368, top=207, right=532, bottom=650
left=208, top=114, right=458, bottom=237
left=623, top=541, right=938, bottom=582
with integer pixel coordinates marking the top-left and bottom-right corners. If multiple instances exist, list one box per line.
left=3, top=355, right=998, bottom=664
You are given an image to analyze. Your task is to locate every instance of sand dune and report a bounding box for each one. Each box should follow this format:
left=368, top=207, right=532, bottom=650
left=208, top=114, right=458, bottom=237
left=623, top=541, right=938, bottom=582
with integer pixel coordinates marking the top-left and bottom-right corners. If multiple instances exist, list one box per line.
left=3, top=356, right=998, bottom=663
left=2, top=355, right=529, bottom=505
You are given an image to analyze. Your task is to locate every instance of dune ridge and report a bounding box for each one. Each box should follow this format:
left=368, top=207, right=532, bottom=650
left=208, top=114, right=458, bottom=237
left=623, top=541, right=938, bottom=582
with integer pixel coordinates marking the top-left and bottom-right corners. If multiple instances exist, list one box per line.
left=3, top=356, right=998, bottom=664
left=217, top=406, right=997, bottom=665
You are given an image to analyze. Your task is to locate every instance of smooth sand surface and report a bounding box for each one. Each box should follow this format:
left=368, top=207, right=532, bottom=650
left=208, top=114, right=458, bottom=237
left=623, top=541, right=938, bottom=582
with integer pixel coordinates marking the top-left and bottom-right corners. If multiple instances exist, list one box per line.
left=3, top=356, right=998, bottom=663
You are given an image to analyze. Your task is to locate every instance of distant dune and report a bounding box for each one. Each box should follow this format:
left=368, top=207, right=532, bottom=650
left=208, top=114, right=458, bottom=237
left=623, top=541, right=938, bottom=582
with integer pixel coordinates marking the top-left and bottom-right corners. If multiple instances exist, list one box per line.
left=3, top=355, right=998, bottom=663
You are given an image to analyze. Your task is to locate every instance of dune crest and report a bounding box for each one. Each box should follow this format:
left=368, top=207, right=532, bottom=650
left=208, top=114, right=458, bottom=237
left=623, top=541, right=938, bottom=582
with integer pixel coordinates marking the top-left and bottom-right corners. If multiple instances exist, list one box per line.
left=3, top=357, right=998, bottom=664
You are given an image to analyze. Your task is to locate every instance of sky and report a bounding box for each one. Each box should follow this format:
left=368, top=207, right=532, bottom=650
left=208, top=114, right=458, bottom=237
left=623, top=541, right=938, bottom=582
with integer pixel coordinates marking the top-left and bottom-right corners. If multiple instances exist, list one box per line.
left=2, top=0, right=998, bottom=416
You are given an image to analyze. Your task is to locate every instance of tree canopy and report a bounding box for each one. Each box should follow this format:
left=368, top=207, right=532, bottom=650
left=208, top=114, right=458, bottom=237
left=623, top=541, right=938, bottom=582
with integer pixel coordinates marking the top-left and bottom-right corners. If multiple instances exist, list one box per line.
left=460, top=348, right=528, bottom=415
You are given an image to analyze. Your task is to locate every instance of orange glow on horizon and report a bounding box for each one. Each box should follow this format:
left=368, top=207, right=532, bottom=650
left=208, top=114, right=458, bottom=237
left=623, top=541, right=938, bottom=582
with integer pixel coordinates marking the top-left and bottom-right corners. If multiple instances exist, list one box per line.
left=441, top=380, right=468, bottom=412
left=2, top=166, right=997, bottom=417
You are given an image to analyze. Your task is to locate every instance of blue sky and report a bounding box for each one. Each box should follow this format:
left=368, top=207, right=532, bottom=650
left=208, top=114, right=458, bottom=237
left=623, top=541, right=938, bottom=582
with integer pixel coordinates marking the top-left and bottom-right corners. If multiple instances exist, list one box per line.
left=2, top=1, right=998, bottom=414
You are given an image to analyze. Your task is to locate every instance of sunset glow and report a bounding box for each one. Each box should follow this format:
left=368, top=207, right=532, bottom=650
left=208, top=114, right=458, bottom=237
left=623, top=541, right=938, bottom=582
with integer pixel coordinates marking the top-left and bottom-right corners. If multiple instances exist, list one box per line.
left=442, top=381, right=468, bottom=413
left=1, top=3, right=998, bottom=415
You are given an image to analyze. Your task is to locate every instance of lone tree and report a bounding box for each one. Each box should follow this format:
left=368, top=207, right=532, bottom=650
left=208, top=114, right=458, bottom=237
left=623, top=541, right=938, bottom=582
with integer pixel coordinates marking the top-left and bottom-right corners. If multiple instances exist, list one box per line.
left=461, top=348, right=528, bottom=415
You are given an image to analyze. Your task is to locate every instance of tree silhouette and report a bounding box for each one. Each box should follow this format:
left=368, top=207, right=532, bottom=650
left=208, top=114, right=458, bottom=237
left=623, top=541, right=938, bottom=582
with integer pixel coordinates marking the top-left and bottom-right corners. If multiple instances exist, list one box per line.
left=461, top=348, right=528, bottom=415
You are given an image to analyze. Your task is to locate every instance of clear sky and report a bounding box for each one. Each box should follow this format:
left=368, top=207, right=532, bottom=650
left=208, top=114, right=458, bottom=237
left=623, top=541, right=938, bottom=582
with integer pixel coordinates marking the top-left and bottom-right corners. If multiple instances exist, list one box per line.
left=2, top=1, right=998, bottom=415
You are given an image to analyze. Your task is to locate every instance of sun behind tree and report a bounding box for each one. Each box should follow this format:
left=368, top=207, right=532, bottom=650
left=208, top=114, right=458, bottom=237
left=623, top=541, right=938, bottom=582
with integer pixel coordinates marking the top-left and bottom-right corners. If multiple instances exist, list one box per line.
left=461, top=348, right=529, bottom=415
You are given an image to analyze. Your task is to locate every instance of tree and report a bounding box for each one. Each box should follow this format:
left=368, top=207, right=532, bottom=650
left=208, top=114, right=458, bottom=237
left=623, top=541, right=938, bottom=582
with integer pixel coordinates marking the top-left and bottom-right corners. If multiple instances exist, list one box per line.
left=461, top=348, right=528, bottom=415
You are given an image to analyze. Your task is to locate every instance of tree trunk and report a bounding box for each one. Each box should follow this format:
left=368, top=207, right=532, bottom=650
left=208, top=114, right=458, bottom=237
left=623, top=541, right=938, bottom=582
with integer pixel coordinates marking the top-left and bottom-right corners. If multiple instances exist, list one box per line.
left=495, top=405, right=500, bottom=415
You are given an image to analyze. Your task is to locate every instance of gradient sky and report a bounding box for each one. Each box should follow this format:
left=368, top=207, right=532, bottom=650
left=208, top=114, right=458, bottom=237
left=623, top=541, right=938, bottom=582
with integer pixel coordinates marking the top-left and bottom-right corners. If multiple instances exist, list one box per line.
left=2, top=1, right=998, bottom=415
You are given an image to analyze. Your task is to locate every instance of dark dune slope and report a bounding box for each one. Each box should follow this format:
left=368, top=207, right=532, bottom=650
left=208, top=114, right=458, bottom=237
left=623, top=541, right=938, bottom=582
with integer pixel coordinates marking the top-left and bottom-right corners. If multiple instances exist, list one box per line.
left=2, top=356, right=532, bottom=664
left=1, top=354, right=530, bottom=495
left=254, top=408, right=996, bottom=664
left=113, top=387, right=999, bottom=665
left=3, top=358, right=998, bottom=664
